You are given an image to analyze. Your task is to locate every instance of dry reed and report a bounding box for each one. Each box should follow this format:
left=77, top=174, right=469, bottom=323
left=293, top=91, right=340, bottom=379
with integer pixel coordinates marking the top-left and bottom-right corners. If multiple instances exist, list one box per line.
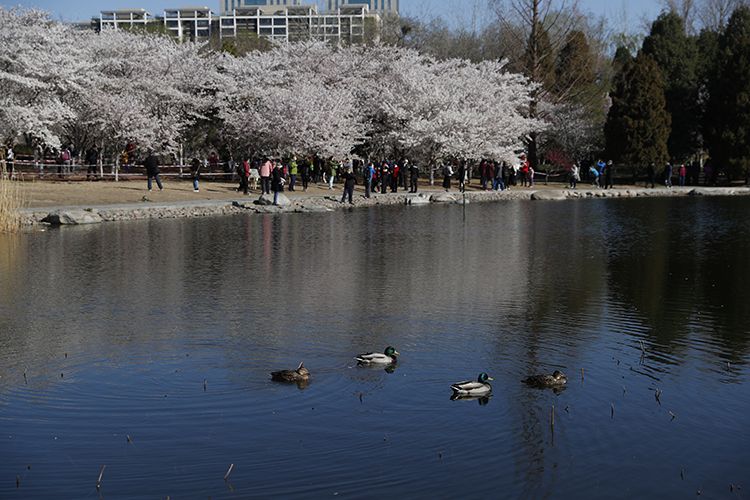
left=0, top=179, right=23, bottom=233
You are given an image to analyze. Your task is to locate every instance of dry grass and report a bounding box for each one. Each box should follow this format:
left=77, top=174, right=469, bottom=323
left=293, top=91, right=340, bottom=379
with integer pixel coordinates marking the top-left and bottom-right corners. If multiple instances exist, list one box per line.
left=0, top=179, right=23, bottom=233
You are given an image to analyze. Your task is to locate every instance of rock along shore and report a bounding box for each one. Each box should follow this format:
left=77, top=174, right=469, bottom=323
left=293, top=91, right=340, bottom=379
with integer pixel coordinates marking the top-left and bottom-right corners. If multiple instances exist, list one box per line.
left=20, top=186, right=750, bottom=227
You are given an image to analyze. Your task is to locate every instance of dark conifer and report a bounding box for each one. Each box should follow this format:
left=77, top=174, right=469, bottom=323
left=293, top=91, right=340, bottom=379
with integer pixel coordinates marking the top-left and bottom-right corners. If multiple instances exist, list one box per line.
left=642, top=11, right=700, bottom=162
left=705, top=6, right=750, bottom=180
left=605, top=53, right=671, bottom=171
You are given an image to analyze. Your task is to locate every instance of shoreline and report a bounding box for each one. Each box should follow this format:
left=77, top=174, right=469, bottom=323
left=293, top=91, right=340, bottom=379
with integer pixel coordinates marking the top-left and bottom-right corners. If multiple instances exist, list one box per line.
left=17, top=183, right=750, bottom=227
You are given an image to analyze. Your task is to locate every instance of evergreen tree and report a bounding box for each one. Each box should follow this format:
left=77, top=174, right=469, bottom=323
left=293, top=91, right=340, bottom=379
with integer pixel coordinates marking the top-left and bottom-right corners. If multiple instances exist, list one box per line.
left=612, top=46, right=634, bottom=78
left=554, top=30, right=595, bottom=100
left=705, top=6, right=750, bottom=180
left=642, top=11, right=700, bottom=162
left=605, top=53, right=671, bottom=170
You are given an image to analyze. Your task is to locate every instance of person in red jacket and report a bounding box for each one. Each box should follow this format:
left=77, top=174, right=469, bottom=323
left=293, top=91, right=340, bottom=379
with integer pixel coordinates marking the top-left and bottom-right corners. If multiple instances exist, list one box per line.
left=520, top=154, right=529, bottom=187
left=238, top=159, right=250, bottom=195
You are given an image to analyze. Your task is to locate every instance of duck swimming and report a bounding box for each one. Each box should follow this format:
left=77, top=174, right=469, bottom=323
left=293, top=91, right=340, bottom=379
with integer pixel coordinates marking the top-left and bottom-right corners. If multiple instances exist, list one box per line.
left=523, top=370, right=567, bottom=388
left=271, top=362, right=310, bottom=383
left=450, top=372, right=493, bottom=397
left=356, top=346, right=399, bottom=365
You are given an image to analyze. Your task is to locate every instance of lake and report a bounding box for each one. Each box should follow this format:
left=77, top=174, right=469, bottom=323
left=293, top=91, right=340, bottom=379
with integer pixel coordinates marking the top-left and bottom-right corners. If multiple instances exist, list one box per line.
left=1, top=196, right=749, bottom=498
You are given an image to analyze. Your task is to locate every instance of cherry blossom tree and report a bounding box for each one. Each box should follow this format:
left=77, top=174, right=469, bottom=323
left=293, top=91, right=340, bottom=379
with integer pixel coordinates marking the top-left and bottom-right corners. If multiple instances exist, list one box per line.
left=2, top=7, right=543, bottom=175
left=0, top=8, right=87, bottom=149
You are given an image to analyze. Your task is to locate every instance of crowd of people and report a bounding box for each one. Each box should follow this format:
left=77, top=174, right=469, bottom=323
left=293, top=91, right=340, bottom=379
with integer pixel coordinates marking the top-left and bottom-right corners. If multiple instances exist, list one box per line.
left=0, top=143, right=731, bottom=197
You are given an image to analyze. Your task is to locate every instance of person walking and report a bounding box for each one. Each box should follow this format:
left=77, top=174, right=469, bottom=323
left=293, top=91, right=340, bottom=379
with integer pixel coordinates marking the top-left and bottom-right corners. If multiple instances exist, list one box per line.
left=604, top=160, right=614, bottom=189
left=508, top=162, right=517, bottom=187
left=288, top=156, right=298, bottom=192
left=238, top=159, right=250, bottom=195
left=664, top=162, right=673, bottom=188
left=493, top=161, right=504, bottom=191
left=520, top=155, right=529, bottom=187
left=395, top=158, right=404, bottom=188
left=457, top=162, right=466, bottom=192
left=271, top=163, right=283, bottom=205
left=678, top=163, right=686, bottom=187
left=364, top=161, right=374, bottom=198
left=327, top=159, right=336, bottom=190
left=6, top=146, right=14, bottom=180
left=528, top=163, right=535, bottom=187
left=34, top=143, right=44, bottom=176
left=61, top=146, right=72, bottom=176
left=442, top=162, right=453, bottom=191
left=208, top=151, right=219, bottom=172
left=390, top=161, right=400, bottom=193
left=144, top=151, right=163, bottom=191
left=380, top=161, right=390, bottom=194
left=191, top=157, right=201, bottom=192
left=589, top=164, right=600, bottom=188
left=259, top=158, right=272, bottom=194
left=569, top=163, right=579, bottom=189
left=341, top=167, right=356, bottom=204
left=408, top=160, right=419, bottom=193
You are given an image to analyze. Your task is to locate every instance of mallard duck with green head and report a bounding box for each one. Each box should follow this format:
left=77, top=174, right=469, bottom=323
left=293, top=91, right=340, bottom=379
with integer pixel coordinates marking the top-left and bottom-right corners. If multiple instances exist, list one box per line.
left=356, top=346, right=399, bottom=365
left=271, top=362, right=310, bottom=383
left=451, top=372, right=494, bottom=396
left=523, top=370, right=567, bottom=388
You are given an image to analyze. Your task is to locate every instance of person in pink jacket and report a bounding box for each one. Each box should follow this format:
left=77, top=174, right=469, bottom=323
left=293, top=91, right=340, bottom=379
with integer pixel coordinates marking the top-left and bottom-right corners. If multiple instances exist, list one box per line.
left=260, top=158, right=272, bottom=194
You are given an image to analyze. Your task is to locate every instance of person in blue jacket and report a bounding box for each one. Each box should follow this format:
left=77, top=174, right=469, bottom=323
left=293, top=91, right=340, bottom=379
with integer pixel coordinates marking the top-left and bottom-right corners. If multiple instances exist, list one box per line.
left=365, top=161, right=374, bottom=198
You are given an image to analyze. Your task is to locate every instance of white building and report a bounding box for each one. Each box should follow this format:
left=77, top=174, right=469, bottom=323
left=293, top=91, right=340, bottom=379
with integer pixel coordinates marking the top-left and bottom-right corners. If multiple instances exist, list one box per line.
left=95, top=3, right=379, bottom=44
left=99, top=9, right=152, bottom=30
left=222, top=0, right=302, bottom=14
left=220, top=4, right=372, bottom=43
left=163, top=6, right=213, bottom=41
left=326, top=0, right=398, bottom=15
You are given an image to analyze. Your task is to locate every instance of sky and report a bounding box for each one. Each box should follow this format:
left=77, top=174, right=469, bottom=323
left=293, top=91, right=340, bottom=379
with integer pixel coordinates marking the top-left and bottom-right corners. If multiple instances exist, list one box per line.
left=0, top=0, right=663, bottom=31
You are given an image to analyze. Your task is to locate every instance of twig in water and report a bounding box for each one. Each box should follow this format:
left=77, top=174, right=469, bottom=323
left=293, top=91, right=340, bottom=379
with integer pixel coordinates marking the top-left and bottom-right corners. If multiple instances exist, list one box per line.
left=359, top=393, right=363, bottom=403
left=610, top=403, right=615, bottom=419
left=681, top=468, right=685, bottom=480
left=623, top=386, right=626, bottom=396
left=23, top=369, right=27, bottom=384
left=639, top=340, right=646, bottom=353
left=550, top=405, right=555, bottom=430
left=203, top=379, right=207, bottom=392
left=96, top=465, right=106, bottom=490
left=655, top=388, right=662, bottom=405
left=126, top=435, right=132, bottom=444
left=60, top=373, right=64, bottom=379
left=669, top=411, right=676, bottom=421
left=16, top=475, right=20, bottom=488
left=580, top=368, right=584, bottom=381
left=727, top=361, right=731, bottom=370
left=64, top=353, right=67, bottom=359
left=223, top=464, right=234, bottom=482
left=564, top=405, right=570, bottom=413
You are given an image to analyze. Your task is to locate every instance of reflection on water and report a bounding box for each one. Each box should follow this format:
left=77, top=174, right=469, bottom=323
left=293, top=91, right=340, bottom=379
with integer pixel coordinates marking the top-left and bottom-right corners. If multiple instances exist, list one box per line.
left=1, top=197, right=749, bottom=498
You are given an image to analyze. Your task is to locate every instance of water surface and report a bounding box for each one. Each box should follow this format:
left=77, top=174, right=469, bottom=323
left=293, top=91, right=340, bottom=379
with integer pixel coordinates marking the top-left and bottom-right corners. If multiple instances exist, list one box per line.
left=1, top=197, right=749, bottom=498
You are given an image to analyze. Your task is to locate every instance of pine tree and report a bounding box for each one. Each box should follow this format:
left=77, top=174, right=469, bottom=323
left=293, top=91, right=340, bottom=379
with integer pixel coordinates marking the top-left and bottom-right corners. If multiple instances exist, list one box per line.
left=641, top=11, right=700, bottom=162
left=605, top=53, right=671, bottom=170
left=705, top=6, right=750, bottom=180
